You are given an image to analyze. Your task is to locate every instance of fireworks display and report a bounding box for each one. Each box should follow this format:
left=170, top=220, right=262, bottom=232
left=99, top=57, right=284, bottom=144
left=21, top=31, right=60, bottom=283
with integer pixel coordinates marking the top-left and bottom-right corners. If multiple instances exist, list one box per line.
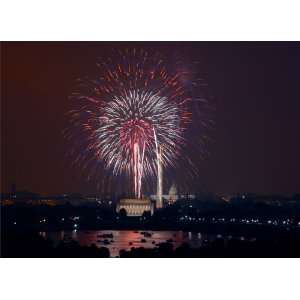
left=65, top=48, right=212, bottom=197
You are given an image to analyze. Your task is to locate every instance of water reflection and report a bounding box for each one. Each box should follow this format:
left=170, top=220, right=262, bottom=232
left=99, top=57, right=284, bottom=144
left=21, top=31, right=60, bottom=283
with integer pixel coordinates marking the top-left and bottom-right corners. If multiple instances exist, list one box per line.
left=40, top=230, right=215, bottom=257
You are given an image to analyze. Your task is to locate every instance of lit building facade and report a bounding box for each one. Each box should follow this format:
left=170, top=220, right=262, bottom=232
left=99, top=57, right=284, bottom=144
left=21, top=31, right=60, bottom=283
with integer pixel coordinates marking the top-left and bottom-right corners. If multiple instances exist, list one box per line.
left=116, top=198, right=154, bottom=217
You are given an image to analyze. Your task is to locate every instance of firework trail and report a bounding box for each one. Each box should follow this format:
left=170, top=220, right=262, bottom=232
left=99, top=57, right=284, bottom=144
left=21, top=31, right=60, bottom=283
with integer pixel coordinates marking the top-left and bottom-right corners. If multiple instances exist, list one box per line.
left=65, top=48, right=213, bottom=197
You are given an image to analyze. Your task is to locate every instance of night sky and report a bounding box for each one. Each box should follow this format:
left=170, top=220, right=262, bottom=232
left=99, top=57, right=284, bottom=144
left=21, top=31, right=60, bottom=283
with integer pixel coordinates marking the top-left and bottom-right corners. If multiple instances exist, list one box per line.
left=2, top=42, right=300, bottom=195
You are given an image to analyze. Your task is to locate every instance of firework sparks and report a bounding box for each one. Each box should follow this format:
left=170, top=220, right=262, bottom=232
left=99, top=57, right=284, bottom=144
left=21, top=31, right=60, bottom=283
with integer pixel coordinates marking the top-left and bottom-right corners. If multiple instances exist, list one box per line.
left=65, top=48, right=212, bottom=197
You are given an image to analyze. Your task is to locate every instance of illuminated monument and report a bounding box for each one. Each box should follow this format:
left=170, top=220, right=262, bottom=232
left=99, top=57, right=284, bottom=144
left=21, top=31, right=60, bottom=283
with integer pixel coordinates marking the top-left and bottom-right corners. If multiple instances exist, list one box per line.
left=156, top=146, right=163, bottom=208
left=168, top=183, right=177, bottom=205
left=116, top=198, right=154, bottom=217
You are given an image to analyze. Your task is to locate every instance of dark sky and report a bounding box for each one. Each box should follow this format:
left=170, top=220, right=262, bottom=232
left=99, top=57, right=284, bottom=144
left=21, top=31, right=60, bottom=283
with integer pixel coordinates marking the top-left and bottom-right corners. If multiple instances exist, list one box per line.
left=2, top=42, right=300, bottom=195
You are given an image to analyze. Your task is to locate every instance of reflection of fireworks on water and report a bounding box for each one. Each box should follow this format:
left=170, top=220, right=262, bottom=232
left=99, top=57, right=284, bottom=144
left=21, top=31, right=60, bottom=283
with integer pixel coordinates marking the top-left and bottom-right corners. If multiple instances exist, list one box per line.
left=65, top=48, right=213, bottom=196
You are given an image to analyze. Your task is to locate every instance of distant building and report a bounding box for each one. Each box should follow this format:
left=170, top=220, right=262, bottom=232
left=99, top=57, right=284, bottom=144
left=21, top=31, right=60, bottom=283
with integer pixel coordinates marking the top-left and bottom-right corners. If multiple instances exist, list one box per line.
left=116, top=198, right=154, bottom=217
left=168, top=183, right=178, bottom=205
left=149, top=192, right=195, bottom=204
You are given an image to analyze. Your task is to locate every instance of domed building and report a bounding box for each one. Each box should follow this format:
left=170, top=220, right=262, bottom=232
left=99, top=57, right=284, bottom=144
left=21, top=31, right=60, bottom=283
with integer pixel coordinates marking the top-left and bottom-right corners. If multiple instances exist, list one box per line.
left=168, top=183, right=178, bottom=205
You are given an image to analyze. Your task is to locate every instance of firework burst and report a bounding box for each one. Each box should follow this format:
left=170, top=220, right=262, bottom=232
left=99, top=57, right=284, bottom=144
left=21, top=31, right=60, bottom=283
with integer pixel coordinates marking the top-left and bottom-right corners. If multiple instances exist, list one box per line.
left=65, top=48, right=213, bottom=197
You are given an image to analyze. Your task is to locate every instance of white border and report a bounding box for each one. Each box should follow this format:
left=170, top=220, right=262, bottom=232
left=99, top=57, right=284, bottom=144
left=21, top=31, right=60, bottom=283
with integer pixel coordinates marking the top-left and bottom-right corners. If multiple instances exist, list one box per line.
left=1, top=0, right=300, bottom=41
left=0, top=259, right=299, bottom=300
left=1, top=1, right=300, bottom=299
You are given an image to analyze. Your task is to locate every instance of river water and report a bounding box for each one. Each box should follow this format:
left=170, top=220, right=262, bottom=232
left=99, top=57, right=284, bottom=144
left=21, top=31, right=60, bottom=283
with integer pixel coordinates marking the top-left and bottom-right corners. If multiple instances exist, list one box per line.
left=39, top=230, right=221, bottom=257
